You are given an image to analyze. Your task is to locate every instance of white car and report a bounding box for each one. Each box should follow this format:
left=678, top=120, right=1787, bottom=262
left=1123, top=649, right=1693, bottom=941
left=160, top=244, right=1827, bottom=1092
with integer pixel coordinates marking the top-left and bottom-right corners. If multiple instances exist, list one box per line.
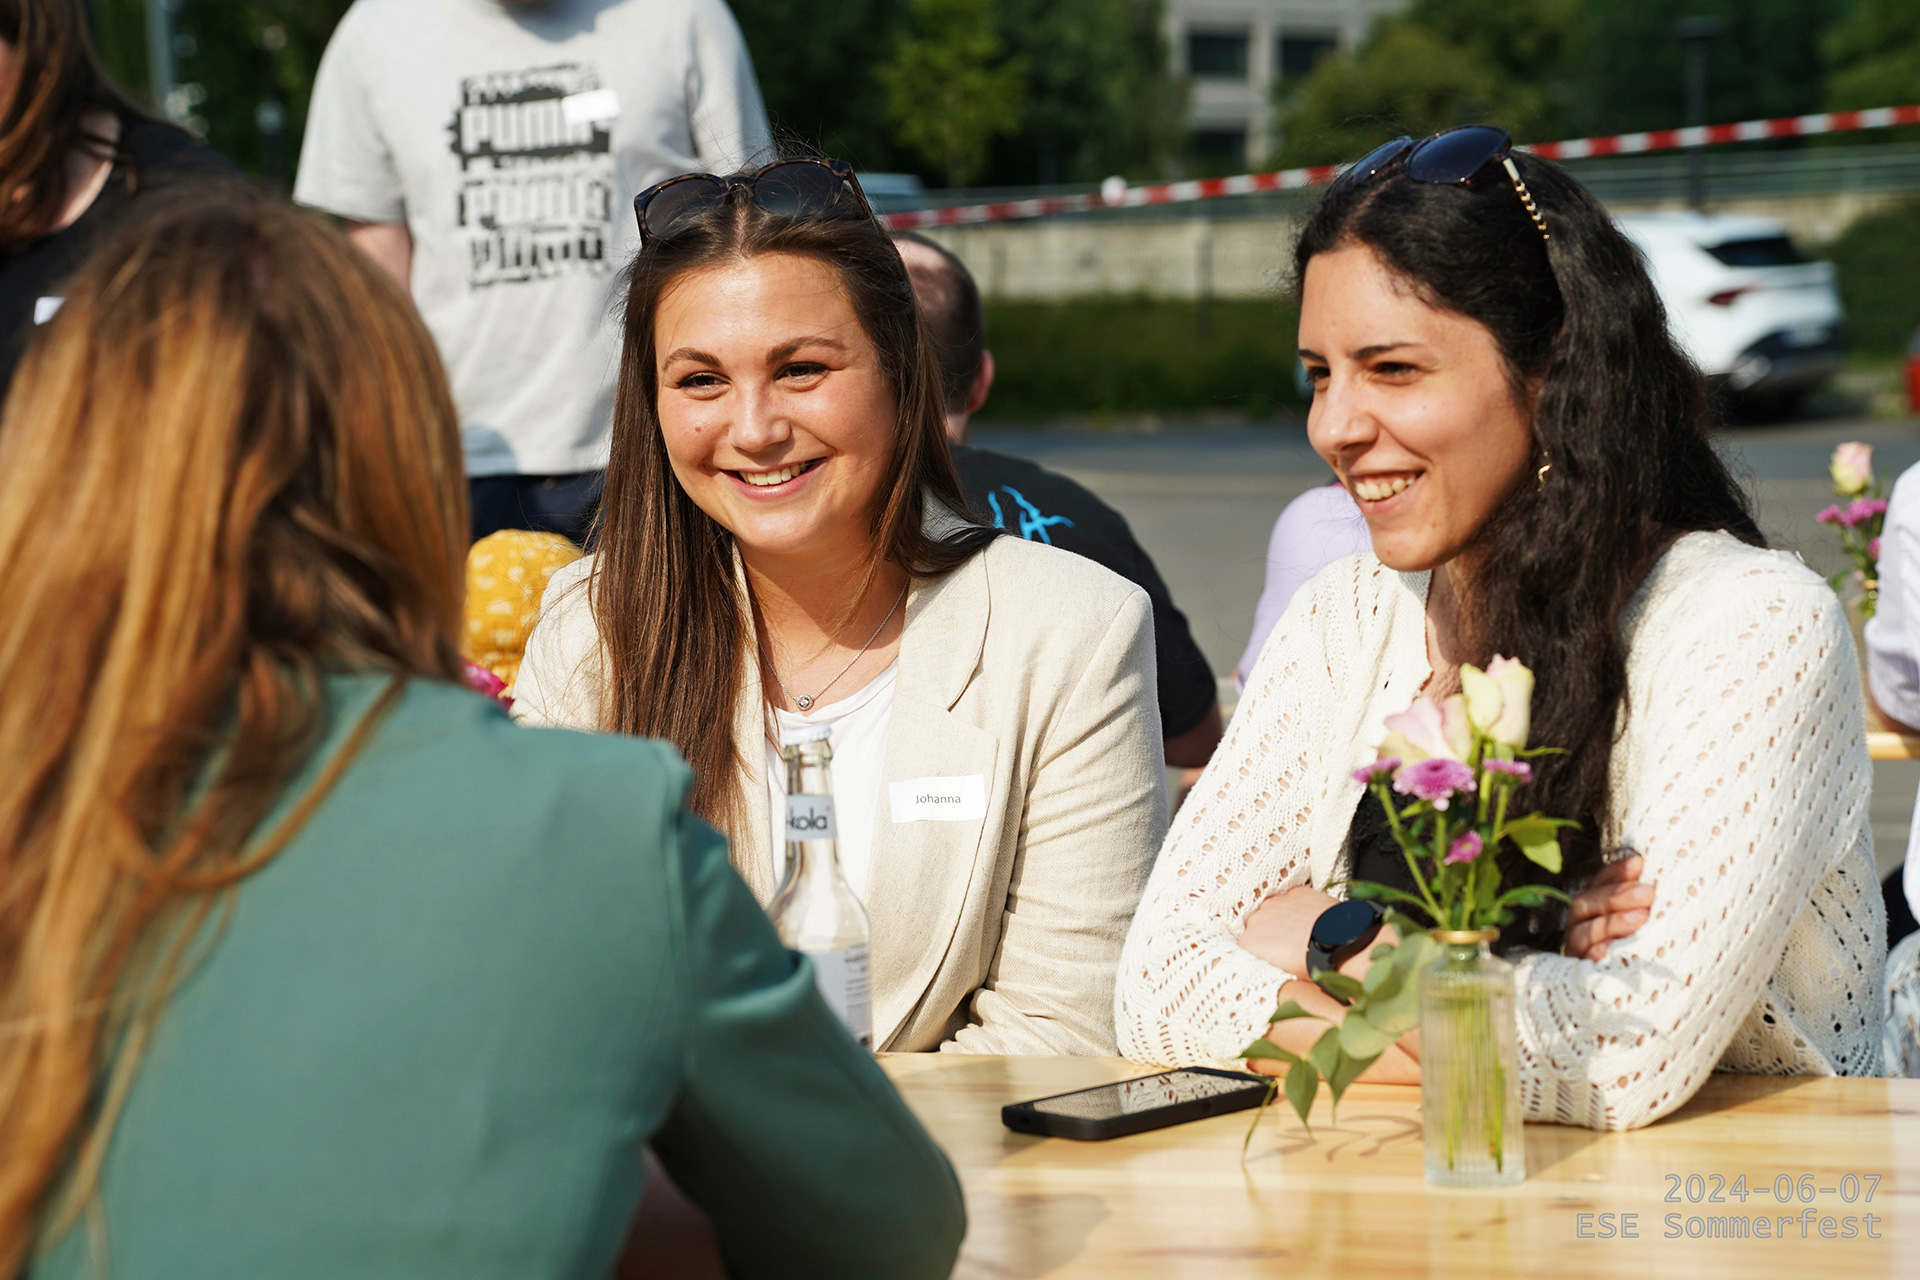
left=1615, top=212, right=1845, bottom=408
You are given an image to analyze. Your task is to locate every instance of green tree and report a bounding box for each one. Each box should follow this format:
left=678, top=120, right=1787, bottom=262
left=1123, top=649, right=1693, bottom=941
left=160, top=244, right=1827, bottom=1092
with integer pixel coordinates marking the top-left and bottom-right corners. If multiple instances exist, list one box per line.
left=881, top=0, right=1026, bottom=188
left=1568, top=0, right=1849, bottom=136
left=727, top=0, right=910, bottom=170
left=994, top=0, right=1181, bottom=184
left=1271, top=20, right=1550, bottom=167
left=1826, top=198, right=1920, bottom=355
left=1825, top=0, right=1920, bottom=111
left=90, top=0, right=351, bottom=183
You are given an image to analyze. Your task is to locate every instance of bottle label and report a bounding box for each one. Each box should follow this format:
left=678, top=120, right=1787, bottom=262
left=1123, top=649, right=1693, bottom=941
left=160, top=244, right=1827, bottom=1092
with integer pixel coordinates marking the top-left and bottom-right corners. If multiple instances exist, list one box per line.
left=809, top=945, right=873, bottom=1048
left=785, top=793, right=837, bottom=842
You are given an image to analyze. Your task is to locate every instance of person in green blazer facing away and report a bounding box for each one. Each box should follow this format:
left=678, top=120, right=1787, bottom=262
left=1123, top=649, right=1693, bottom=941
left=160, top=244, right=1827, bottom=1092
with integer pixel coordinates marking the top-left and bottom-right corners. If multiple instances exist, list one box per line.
left=0, top=187, right=964, bottom=1280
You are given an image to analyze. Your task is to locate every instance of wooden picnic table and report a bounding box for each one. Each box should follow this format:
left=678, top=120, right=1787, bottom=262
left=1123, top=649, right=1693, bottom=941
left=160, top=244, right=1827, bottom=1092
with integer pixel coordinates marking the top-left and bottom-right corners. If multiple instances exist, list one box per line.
left=878, top=1054, right=1917, bottom=1278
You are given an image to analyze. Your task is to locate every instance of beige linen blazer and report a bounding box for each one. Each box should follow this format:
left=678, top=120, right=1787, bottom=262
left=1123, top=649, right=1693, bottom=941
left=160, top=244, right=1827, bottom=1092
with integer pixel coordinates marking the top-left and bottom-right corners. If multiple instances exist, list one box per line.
left=512, top=522, right=1168, bottom=1055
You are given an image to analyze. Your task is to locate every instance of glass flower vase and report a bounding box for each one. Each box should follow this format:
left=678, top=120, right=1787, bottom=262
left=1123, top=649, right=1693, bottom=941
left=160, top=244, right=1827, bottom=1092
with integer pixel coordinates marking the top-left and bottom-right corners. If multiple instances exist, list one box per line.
left=1419, top=929, right=1526, bottom=1187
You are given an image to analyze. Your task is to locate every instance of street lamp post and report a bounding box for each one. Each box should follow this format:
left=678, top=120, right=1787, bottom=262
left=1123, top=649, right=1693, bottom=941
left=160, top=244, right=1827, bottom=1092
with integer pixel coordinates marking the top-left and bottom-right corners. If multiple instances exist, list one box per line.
left=1677, top=16, right=1721, bottom=212
left=143, top=0, right=176, bottom=115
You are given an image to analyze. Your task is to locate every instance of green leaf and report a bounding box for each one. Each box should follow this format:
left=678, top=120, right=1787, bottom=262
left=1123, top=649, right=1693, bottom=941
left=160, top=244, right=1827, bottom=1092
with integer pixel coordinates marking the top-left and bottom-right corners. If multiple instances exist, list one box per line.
left=1324, top=1046, right=1377, bottom=1122
left=1339, top=1010, right=1394, bottom=1058
left=1314, top=971, right=1363, bottom=1002
left=1240, top=1037, right=1303, bottom=1065
left=1284, top=1057, right=1321, bottom=1130
left=1490, top=884, right=1571, bottom=911
left=1307, top=1026, right=1342, bottom=1080
left=1361, top=949, right=1396, bottom=994
left=1362, top=933, right=1436, bottom=1034
left=1344, top=881, right=1434, bottom=912
left=1265, top=999, right=1323, bottom=1024
left=1501, top=814, right=1569, bottom=874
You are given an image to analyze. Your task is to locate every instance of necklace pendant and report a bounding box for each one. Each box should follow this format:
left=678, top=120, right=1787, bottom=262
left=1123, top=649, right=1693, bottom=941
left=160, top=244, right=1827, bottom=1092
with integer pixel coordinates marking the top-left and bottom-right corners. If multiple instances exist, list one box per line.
left=796, top=695, right=814, bottom=711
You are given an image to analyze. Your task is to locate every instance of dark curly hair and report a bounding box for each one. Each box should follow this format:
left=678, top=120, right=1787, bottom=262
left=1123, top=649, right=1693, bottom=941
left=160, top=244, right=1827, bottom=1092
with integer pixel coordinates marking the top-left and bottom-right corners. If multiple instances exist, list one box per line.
left=1295, top=148, right=1764, bottom=948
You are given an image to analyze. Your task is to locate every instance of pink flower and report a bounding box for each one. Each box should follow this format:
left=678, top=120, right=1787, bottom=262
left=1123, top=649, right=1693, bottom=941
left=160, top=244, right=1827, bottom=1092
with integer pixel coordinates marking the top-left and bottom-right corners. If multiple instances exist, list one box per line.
left=462, top=659, right=512, bottom=708
left=1817, top=504, right=1845, bottom=526
left=1393, top=757, right=1477, bottom=809
left=1482, top=758, right=1532, bottom=782
left=1444, top=831, right=1485, bottom=865
left=1870, top=538, right=1883, bottom=560
left=1846, top=497, right=1887, bottom=526
left=1831, top=442, right=1873, bottom=496
left=1353, top=757, right=1401, bottom=787
left=1379, top=695, right=1472, bottom=765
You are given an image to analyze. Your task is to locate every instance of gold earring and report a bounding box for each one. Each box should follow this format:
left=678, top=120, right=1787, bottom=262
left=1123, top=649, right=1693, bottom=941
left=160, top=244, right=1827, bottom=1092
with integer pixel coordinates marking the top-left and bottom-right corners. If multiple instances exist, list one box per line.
left=1537, top=460, right=1552, bottom=486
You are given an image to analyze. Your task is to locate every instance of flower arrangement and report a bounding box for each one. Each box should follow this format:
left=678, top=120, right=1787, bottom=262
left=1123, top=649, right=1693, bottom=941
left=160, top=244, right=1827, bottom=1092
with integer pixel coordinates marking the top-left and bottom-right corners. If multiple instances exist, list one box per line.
left=1817, top=442, right=1886, bottom=618
left=1238, top=657, right=1572, bottom=1136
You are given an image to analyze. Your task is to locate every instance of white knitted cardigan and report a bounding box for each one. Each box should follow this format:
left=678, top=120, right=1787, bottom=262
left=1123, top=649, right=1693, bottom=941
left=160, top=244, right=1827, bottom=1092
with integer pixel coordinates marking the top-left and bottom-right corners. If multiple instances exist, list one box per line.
left=1116, top=531, right=1886, bottom=1130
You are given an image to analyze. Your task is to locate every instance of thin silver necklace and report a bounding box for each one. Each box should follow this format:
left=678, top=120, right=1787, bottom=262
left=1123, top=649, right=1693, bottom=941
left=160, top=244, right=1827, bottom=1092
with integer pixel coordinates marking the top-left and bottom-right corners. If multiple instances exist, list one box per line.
left=769, top=582, right=908, bottom=712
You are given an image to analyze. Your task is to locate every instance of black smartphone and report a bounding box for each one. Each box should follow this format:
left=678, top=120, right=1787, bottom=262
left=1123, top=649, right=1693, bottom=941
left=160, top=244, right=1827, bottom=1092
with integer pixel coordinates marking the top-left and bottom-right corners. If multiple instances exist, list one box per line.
left=1000, top=1068, right=1270, bottom=1141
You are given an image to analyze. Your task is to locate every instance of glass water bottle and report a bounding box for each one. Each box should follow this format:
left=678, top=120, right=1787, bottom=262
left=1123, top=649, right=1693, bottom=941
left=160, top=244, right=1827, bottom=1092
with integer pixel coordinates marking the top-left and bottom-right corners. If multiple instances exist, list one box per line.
left=767, top=724, right=873, bottom=1048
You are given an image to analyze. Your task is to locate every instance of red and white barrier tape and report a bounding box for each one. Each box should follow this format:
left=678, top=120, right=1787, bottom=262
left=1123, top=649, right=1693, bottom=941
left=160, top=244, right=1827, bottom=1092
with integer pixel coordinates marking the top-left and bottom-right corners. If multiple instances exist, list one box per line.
left=882, top=103, right=1920, bottom=230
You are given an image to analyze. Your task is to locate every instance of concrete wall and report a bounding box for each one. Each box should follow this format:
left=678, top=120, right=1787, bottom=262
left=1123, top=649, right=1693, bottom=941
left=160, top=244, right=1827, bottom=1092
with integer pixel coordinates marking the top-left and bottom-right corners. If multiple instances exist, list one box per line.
left=919, top=188, right=1912, bottom=302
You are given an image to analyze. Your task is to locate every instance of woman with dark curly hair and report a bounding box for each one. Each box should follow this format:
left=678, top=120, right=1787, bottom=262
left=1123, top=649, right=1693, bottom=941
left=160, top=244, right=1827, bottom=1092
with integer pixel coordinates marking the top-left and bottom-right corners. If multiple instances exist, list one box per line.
left=1116, top=128, right=1885, bottom=1129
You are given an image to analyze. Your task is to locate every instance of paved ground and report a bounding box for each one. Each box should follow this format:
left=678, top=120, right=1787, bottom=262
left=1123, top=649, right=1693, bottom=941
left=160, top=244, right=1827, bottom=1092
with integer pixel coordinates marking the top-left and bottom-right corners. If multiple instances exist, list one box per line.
left=971, top=412, right=1920, bottom=880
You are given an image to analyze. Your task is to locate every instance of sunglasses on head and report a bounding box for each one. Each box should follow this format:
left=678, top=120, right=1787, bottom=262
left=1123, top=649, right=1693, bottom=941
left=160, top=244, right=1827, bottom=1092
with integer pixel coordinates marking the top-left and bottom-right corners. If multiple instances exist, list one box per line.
left=1331, top=125, right=1549, bottom=242
left=632, top=158, right=876, bottom=247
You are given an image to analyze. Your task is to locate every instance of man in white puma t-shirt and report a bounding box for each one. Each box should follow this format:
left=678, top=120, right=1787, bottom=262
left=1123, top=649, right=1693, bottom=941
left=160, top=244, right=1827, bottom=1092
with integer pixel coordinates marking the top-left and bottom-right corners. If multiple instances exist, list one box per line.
left=295, top=0, right=771, bottom=542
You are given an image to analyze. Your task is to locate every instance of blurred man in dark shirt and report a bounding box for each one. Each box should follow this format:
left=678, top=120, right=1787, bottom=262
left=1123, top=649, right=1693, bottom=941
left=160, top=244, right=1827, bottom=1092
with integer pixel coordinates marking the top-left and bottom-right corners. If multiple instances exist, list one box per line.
left=893, top=232, right=1223, bottom=768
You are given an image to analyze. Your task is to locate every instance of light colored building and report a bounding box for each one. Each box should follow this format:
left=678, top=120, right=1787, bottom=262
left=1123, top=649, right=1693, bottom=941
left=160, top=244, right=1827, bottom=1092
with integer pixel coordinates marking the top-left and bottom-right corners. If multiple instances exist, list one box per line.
left=1165, top=0, right=1405, bottom=167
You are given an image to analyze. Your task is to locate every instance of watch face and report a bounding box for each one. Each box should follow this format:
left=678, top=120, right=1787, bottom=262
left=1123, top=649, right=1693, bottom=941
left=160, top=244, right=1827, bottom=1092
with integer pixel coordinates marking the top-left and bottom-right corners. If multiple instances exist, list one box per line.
left=1311, top=898, right=1381, bottom=948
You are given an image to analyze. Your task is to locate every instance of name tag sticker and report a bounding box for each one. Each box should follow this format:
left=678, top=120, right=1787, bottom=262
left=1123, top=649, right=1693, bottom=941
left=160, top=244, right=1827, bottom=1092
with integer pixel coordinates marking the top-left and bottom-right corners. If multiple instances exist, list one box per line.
left=561, top=89, right=622, bottom=126
left=890, top=775, right=987, bottom=823
left=33, top=297, right=63, bottom=325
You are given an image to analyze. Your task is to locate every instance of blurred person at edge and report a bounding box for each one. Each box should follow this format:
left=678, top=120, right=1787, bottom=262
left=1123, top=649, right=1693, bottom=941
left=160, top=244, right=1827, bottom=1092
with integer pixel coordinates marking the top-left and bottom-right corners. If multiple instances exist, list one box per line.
left=0, top=188, right=962, bottom=1280
left=0, top=0, right=233, bottom=398
left=1116, top=138, right=1885, bottom=1125
left=295, top=0, right=771, bottom=545
left=515, top=164, right=1166, bottom=1055
left=1861, top=456, right=1920, bottom=1075
left=1234, top=481, right=1370, bottom=689
left=891, top=231, right=1223, bottom=770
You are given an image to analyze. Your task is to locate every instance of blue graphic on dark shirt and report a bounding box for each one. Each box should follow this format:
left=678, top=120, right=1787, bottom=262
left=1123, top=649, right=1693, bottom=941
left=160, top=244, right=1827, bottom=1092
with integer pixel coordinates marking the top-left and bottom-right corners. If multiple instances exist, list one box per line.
left=984, top=485, right=1074, bottom=544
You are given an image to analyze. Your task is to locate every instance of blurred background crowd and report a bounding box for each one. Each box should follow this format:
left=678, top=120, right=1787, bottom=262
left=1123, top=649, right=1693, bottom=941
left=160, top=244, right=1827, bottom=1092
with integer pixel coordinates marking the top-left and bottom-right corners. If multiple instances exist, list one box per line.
left=71, top=0, right=1920, bottom=422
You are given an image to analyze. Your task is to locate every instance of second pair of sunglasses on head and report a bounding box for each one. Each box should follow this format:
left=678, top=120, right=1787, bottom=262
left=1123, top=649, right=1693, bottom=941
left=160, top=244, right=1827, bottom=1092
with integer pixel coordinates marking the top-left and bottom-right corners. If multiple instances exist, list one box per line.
left=1335, top=125, right=1549, bottom=243
left=633, top=158, right=875, bottom=247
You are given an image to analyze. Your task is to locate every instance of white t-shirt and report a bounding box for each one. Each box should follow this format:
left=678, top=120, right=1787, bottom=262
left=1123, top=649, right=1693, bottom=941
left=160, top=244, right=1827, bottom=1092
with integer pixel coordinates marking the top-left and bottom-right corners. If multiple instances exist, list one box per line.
left=764, top=664, right=897, bottom=903
left=294, top=0, right=770, bottom=477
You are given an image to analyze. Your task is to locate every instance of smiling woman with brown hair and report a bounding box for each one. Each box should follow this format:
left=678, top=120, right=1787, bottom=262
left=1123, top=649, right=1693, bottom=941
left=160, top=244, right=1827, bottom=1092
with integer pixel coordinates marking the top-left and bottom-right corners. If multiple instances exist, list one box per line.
left=1117, top=128, right=1884, bottom=1129
left=0, top=187, right=962, bottom=1279
left=515, top=159, right=1167, bottom=1055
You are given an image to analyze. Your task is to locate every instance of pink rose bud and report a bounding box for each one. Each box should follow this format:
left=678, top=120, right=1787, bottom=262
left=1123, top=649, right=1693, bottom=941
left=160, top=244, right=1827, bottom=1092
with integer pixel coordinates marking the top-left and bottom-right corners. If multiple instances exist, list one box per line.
left=1831, top=442, right=1873, bottom=496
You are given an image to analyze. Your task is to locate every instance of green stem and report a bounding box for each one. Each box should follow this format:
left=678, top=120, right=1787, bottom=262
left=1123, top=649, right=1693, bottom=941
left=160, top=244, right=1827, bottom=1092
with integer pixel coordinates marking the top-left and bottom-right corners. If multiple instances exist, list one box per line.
left=1375, top=782, right=1447, bottom=924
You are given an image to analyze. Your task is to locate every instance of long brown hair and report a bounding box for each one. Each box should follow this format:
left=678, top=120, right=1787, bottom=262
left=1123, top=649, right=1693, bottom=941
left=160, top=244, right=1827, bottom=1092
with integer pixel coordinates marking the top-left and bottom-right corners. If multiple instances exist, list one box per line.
left=1296, top=150, right=1762, bottom=948
left=0, top=0, right=146, bottom=250
left=593, top=192, right=995, bottom=836
left=0, top=186, right=468, bottom=1268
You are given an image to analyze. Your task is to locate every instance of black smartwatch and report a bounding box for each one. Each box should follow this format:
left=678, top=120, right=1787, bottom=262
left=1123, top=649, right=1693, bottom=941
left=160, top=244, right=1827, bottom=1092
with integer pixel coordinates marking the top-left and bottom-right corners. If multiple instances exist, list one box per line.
left=1305, top=900, right=1385, bottom=1002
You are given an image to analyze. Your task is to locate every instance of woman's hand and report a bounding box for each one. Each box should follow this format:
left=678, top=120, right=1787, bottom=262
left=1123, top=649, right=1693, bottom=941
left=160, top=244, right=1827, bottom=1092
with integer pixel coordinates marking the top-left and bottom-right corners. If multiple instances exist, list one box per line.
left=1236, top=885, right=1338, bottom=976
left=1566, top=853, right=1655, bottom=961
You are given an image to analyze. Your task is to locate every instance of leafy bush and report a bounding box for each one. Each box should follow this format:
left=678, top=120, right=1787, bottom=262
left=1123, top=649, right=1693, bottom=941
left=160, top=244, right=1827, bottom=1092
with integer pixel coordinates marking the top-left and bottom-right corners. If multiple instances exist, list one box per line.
left=980, top=296, right=1304, bottom=421
left=1827, top=199, right=1920, bottom=355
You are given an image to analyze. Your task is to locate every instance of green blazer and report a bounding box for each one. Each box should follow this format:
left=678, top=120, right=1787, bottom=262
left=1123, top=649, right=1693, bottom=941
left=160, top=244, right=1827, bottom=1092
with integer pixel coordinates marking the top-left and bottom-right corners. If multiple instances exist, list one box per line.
left=31, top=674, right=963, bottom=1280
